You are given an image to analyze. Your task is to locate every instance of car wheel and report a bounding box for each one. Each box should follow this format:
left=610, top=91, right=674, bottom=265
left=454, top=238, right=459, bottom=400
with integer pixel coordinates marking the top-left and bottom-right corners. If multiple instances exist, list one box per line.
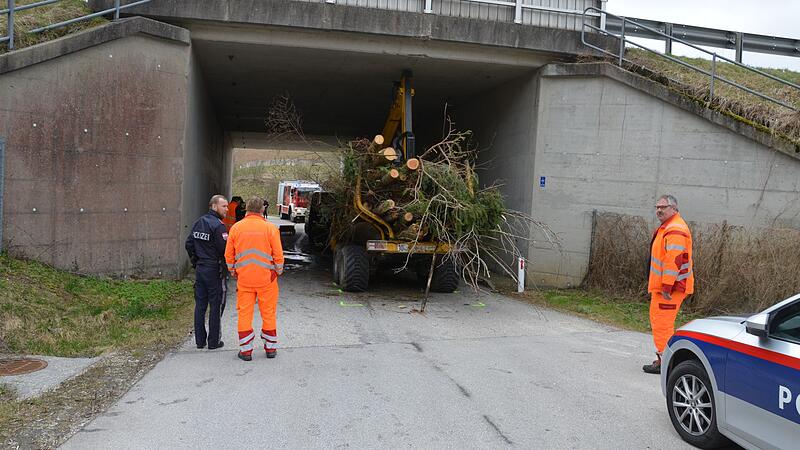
left=666, top=360, right=731, bottom=449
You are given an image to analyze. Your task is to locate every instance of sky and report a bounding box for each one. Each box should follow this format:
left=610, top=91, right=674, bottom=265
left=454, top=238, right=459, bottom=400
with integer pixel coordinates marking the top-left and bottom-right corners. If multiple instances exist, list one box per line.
left=605, top=0, right=800, bottom=70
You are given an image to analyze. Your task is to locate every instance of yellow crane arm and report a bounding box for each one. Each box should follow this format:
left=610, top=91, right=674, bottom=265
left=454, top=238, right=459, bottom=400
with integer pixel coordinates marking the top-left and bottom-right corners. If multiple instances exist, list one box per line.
left=380, top=70, right=415, bottom=160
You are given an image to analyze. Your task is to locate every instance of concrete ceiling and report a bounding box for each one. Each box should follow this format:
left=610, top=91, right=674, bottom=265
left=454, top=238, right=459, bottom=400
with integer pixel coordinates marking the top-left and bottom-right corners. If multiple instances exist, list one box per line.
left=191, top=37, right=540, bottom=145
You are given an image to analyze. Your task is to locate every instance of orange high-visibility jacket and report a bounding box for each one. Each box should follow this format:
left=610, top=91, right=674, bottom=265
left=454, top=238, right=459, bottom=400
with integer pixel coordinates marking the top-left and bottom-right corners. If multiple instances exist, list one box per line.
left=223, top=200, right=239, bottom=231
left=648, top=213, right=694, bottom=295
left=225, top=213, right=284, bottom=289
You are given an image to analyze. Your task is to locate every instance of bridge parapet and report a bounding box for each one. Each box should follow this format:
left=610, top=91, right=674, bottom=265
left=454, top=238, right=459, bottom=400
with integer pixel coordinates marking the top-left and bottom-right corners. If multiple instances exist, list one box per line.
left=296, top=0, right=600, bottom=31
left=89, top=0, right=603, bottom=34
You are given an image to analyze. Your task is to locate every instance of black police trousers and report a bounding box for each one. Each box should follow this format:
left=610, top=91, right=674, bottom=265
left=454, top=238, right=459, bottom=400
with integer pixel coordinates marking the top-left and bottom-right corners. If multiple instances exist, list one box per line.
left=194, top=264, right=226, bottom=347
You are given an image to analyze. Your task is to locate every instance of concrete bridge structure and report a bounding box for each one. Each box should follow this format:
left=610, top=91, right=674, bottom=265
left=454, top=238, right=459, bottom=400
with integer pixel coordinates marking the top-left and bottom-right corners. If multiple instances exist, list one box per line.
left=1, top=0, right=798, bottom=285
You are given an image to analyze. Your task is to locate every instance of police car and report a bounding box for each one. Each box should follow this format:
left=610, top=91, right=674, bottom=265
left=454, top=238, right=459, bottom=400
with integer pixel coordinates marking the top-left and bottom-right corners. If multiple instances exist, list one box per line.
left=661, top=293, right=800, bottom=449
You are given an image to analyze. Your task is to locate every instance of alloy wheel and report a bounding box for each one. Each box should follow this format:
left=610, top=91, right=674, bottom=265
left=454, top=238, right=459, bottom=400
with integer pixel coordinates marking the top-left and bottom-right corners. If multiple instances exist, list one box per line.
left=672, top=374, right=713, bottom=436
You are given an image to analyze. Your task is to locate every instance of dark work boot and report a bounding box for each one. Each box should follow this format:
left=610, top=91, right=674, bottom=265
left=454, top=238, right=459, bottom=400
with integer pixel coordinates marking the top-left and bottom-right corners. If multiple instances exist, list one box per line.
left=237, top=352, right=252, bottom=362
left=266, top=350, right=277, bottom=359
left=642, top=353, right=662, bottom=374
left=208, top=341, right=225, bottom=350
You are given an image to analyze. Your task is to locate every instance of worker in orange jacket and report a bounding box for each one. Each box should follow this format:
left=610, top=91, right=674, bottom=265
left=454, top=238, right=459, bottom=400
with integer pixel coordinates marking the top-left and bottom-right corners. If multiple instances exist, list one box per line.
left=643, top=194, right=694, bottom=374
left=222, top=197, right=241, bottom=231
left=225, top=196, right=284, bottom=361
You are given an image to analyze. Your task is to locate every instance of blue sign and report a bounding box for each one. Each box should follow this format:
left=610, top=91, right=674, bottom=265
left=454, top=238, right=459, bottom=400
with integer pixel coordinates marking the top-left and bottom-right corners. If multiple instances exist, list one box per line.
left=539, top=176, right=546, bottom=188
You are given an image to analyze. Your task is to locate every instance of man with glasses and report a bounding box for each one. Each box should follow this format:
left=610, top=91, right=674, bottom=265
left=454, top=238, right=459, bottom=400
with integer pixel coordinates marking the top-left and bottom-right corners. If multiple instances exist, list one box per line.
left=643, top=195, right=694, bottom=374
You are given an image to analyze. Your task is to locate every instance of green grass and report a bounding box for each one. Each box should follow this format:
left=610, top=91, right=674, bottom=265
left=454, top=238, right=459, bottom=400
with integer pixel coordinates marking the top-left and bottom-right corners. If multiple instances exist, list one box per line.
left=0, top=253, right=194, bottom=357
left=0, top=383, right=14, bottom=425
left=1, top=0, right=107, bottom=54
left=517, top=289, right=701, bottom=333
left=619, top=48, right=800, bottom=143
left=627, top=48, right=800, bottom=106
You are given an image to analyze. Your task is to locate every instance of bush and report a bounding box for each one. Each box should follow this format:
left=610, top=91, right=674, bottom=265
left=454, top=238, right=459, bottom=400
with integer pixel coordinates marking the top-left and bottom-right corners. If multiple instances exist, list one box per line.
left=584, top=212, right=800, bottom=315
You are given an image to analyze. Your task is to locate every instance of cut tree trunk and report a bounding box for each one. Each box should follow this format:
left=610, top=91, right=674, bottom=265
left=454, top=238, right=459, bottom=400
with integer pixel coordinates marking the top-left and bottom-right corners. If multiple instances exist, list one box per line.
left=367, top=134, right=385, bottom=153
left=379, top=168, right=400, bottom=185
left=370, top=147, right=397, bottom=166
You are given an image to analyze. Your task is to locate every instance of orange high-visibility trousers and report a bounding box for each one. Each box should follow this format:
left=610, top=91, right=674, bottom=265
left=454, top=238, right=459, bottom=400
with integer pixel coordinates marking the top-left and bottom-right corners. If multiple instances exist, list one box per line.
left=236, top=282, right=278, bottom=355
left=649, top=291, right=687, bottom=353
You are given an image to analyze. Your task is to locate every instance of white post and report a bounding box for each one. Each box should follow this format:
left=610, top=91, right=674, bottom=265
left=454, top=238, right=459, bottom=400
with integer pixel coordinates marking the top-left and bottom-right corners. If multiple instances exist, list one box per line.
left=599, top=0, right=607, bottom=30
left=514, top=0, right=522, bottom=24
left=517, top=257, right=525, bottom=292
left=424, top=0, right=433, bottom=14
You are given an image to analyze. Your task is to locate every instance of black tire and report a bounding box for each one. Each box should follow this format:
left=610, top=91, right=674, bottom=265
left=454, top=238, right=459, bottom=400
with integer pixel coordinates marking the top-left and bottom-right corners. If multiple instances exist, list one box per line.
left=417, top=257, right=459, bottom=293
left=666, top=360, right=730, bottom=449
left=337, top=245, right=369, bottom=292
left=333, top=246, right=343, bottom=283
left=280, top=210, right=289, bottom=220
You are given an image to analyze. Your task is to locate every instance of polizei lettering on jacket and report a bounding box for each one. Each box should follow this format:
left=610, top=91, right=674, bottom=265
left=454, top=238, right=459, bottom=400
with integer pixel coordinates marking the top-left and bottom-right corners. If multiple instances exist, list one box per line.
left=193, top=231, right=210, bottom=241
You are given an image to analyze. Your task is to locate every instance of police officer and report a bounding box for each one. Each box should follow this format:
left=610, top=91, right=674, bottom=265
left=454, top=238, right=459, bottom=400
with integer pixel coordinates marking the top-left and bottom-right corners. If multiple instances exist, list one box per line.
left=185, top=194, right=229, bottom=350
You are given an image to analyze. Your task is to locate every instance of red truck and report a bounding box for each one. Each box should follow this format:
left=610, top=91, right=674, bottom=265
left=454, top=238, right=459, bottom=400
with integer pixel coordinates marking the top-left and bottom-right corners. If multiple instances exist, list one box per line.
left=276, top=180, right=321, bottom=223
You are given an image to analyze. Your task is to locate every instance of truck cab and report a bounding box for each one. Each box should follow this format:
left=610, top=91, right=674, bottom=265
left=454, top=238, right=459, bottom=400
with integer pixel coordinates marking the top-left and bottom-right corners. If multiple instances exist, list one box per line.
left=277, top=180, right=321, bottom=223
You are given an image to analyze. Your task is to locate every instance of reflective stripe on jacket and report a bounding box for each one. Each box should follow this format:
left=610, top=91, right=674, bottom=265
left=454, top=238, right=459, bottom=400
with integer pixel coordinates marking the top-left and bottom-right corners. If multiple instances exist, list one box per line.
left=648, top=213, right=694, bottom=295
left=224, top=213, right=284, bottom=289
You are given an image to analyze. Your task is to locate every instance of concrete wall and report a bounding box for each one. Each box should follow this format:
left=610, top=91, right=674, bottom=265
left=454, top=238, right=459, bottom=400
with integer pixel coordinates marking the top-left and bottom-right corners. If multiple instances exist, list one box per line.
left=529, top=73, right=800, bottom=287
left=179, top=49, right=227, bottom=275
left=90, top=0, right=614, bottom=59
left=456, top=71, right=539, bottom=270
left=460, top=73, right=538, bottom=219
left=0, top=21, right=195, bottom=277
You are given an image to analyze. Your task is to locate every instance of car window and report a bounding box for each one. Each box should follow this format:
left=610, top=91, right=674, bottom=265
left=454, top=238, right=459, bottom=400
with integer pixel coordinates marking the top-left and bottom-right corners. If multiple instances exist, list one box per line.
left=770, top=302, right=800, bottom=344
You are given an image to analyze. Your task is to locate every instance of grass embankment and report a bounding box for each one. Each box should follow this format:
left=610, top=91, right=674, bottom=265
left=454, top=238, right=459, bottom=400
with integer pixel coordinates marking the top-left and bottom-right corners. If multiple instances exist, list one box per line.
left=515, top=289, right=701, bottom=334
left=0, top=253, right=195, bottom=446
left=0, top=253, right=194, bottom=357
left=0, top=0, right=107, bottom=54
left=621, top=48, right=800, bottom=143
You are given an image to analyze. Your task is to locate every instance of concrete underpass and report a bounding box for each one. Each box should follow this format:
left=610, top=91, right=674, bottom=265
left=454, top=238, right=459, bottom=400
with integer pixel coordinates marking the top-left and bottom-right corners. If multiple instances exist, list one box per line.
left=1, top=0, right=798, bottom=285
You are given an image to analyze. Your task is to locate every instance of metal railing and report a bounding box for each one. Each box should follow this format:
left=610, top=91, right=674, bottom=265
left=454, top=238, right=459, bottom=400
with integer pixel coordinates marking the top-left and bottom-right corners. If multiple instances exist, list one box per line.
left=1, top=0, right=152, bottom=51
left=603, top=16, right=800, bottom=63
left=581, top=7, right=799, bottom=112
left=317, top=0, right=601, bottom=31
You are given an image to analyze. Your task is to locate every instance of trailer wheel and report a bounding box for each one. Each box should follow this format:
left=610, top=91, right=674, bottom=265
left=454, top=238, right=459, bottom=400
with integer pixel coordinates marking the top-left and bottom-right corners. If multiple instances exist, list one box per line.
left=333, top=246, right=342, bottom=283
left=337, top=245, right=369, bottom=292
left=418, top=257, right=459, bottom=293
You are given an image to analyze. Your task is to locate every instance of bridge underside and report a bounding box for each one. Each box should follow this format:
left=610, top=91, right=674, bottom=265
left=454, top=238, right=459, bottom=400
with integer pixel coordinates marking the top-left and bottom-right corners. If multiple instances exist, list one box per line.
left=187, top=23, right=546, bottom=146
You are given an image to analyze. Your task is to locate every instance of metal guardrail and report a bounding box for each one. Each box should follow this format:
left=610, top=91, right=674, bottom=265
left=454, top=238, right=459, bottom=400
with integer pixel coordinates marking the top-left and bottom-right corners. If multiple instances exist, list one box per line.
left=604, top=16, right=800, bottom=64
left=581, top=7, right=799, bottom=112
left=1, top=0, right=152, bottom=51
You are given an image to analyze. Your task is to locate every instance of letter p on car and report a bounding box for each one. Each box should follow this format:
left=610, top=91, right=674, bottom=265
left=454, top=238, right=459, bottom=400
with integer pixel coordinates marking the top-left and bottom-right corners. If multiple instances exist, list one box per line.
left=778, top=385, right=800, bottom=414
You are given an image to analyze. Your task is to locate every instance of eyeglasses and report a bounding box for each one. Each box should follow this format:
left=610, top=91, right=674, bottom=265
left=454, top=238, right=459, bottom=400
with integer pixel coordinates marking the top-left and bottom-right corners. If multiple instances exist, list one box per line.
left=655, top=205, right=673, bottom=210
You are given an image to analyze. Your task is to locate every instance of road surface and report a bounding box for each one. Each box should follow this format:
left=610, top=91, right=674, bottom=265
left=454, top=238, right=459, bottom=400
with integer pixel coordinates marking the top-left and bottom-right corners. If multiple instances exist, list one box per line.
left=62, top=231, right=691, bottom=449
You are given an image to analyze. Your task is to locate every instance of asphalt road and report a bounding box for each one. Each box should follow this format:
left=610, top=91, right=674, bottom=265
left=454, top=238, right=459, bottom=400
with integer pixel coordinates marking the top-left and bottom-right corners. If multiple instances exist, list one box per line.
left=61, top=228, right=692, bottom=449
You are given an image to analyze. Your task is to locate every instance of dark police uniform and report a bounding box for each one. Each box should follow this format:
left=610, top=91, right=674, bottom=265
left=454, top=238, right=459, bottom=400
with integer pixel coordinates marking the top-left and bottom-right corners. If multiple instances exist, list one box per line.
left=185, top=210, right=228, bottom=348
